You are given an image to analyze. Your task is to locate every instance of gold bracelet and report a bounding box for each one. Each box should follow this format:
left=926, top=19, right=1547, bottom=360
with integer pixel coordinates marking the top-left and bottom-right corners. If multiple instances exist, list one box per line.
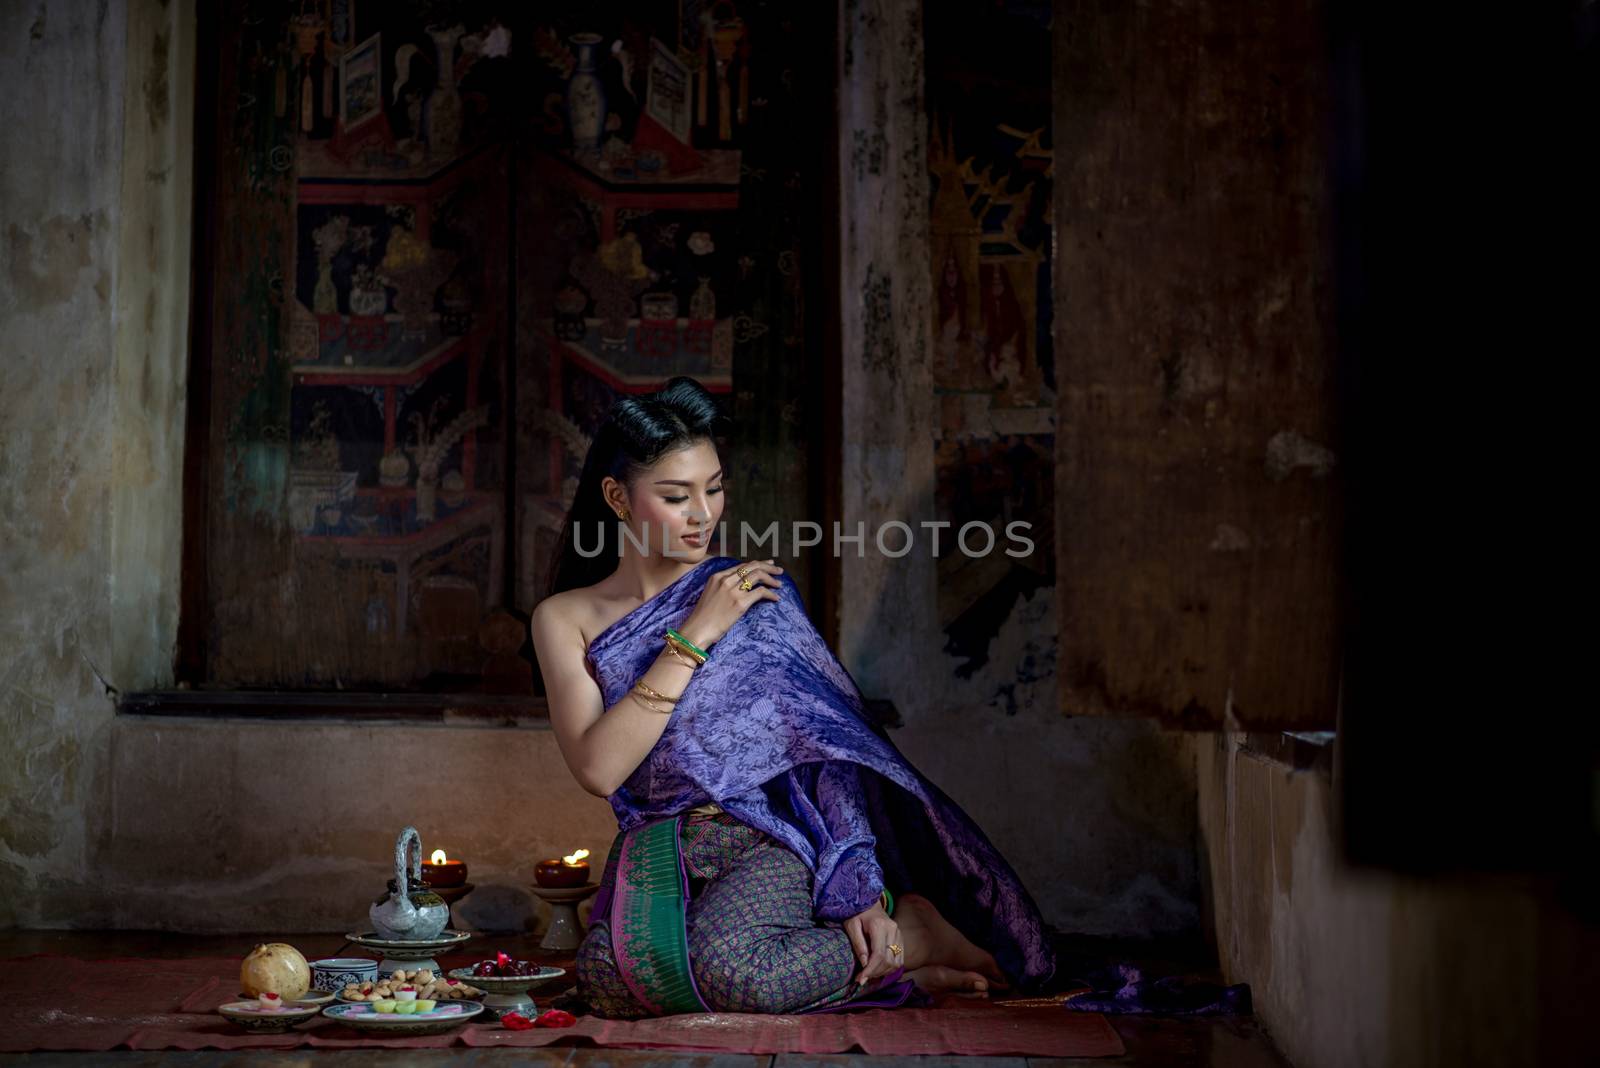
left=628, top=690, right=672, bottom=715
left=665, top=641, right=699, bottom=670
left=633, top=680, right=680, bottom=703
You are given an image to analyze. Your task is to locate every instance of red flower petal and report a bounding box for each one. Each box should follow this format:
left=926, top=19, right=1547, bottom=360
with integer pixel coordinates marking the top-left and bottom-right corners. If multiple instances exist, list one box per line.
left=500, top=1012, right=536, bottom=1031
left=536, top=1009, right=577, bottom=1028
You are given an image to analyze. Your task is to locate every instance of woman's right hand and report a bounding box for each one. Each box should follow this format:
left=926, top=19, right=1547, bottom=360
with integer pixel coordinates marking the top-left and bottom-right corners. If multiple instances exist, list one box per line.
left=676, top=559, right=783, bottom=650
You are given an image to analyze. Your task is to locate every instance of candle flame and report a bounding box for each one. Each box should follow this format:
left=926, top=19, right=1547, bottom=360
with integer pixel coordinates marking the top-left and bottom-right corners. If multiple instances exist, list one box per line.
left=563, top=848, right=590, bottom=864
left=431, top=849, right=447, bottom=865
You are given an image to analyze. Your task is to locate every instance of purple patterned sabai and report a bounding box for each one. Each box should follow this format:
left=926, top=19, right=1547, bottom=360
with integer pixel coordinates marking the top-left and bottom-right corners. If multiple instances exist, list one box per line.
left=585, top=555, right=1058, bottom=991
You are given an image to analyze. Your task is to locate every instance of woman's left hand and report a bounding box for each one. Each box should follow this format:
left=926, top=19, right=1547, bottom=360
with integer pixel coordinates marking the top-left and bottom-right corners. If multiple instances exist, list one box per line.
left=842, top=899, right=902, bottom=988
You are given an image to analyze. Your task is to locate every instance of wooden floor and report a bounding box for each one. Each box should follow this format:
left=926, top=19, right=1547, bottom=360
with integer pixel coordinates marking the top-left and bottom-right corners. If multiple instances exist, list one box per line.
left=0, top=931, right=1293, bottom=1067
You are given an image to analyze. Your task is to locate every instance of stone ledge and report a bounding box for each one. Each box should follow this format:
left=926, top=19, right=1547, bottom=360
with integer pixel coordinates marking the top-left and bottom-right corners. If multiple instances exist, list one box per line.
left=118, top=690, right=553, bottom=727
left=119, top=691, right=905, bottom=730
left=1238, top=730, right=1335, bottom=778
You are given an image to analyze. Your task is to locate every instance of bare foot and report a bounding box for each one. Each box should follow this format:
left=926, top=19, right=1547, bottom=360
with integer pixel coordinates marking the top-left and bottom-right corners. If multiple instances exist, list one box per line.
left=905, top=964, right=992, bottom=998
left=896, top=893, right=1011, bottom=989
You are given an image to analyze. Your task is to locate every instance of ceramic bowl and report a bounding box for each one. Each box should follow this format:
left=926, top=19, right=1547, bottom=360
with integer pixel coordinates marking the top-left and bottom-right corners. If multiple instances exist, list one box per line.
left=446, top=965, right=565, bottom=1021
left=446, top=965, right=566, bottom=994
left=322, top=999, right=484, bottom=1036
left=218, top=1000, right=322, bottom=1033
left=310, top=958, right=379, bottom=992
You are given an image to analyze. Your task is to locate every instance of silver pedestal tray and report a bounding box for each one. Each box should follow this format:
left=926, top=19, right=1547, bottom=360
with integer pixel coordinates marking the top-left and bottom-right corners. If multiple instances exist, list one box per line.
left=447, top=964, right=565, bottom=1022
left=343, top=929, right=472, bottom=977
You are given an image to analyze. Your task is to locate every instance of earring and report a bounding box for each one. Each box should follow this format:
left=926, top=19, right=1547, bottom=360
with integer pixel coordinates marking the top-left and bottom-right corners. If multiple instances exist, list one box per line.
left=617, top=508, right=630, bottom=521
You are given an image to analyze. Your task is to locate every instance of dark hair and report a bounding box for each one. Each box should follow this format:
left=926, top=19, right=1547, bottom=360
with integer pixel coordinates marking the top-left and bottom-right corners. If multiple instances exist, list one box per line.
left=545, top=376, right=730, bottom=597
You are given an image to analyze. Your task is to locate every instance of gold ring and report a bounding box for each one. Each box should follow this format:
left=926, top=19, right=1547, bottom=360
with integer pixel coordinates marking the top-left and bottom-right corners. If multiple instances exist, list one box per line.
left=888, top=943, right=902, bottom=956
left=739, top=579, right=754, bottom=591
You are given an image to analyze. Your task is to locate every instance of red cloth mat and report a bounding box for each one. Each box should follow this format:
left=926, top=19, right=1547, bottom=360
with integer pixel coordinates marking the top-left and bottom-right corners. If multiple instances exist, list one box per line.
left=0, top=954, right=1124, bottom=1057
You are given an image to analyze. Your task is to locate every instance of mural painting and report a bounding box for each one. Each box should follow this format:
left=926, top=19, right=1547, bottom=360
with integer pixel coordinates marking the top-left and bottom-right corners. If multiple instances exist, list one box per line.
left=926, top=1, right=1056, bottom=682
left=203, top=1, right=824, bottom=692
left=512, top=1, right=825, bottom=614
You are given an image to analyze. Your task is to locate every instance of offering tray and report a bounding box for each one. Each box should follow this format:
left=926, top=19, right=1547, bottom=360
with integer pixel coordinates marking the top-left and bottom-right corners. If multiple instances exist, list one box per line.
left=323, top=999, right=485, bottom=1036
left=447, top=965, right=565, bottom=1021
left=218, top=999, right=322, bottom=1033
left=343, top=929, right=472, bottom=977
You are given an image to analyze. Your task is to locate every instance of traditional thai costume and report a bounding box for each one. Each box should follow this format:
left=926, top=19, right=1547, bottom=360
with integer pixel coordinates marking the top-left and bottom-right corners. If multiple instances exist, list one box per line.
left=575, top=555, right=1056, bottom=1017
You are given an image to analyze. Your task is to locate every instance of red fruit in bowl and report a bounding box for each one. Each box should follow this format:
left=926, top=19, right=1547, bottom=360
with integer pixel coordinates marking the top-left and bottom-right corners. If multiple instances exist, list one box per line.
left=473, top=954, right=537, bottom=977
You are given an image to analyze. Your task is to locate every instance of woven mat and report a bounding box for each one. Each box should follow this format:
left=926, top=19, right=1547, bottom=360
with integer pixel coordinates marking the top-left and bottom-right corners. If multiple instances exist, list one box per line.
left=0, top=954, right=1124, bottom=1056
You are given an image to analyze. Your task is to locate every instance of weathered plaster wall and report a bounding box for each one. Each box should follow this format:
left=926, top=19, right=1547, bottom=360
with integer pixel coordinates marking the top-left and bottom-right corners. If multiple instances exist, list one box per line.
left=888, top=600, right=1198, bottom=935
left=1194, top=733, right=1597, bottom=1068
left=110, top=0, right=192, bottom=690
left=836, top=0, right=1197, bottom=938
left=1, top=0, right=132, bottom=930
left=88, top=718, right=618, bottom=932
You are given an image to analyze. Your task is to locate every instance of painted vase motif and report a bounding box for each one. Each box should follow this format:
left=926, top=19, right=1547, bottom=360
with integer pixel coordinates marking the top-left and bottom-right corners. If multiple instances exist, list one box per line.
left=313, top=263, right=338, bottom=314
left=379, top=450, right=410, bottom=487
left=425, top=24, right=465, bottom=158
left=566, top=33, right=606, bottom=151
left=689, top=277, right=717, bottom=321
left=416, top=474, right=438, bottom=523
left=348, top=272, right=387, bottom=317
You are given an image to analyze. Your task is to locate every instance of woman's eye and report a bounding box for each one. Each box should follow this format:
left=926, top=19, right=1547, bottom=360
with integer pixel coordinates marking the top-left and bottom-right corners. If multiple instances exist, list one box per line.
left=663, top=487, right=722, bottom=504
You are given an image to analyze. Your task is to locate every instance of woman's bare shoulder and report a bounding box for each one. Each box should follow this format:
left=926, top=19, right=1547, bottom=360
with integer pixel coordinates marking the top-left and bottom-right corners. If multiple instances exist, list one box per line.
left=532, top=584, right=609, bottom=648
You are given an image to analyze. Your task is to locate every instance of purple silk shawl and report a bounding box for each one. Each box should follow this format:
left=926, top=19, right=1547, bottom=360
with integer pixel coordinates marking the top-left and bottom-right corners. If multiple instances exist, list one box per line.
left=585, top=555, right=1057, bottom=991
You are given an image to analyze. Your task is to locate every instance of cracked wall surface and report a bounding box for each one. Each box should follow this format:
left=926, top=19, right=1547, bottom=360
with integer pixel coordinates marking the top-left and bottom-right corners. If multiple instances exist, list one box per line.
left=836, top=0, right=1197, bottom=938
left=1, top=0, right=131, bottom=931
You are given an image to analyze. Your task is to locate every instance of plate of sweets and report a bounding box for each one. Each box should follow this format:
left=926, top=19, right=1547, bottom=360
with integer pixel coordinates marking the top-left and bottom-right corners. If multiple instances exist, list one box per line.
left=218, top=991, right=324, bottom=1032
left=322, top=991, right=485, bottom=1036
left=336, top=968, right=486, bottom=1004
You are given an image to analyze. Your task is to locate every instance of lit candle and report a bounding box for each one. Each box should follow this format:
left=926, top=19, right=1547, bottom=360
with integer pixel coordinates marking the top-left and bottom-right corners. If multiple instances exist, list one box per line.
left=534, top=847, right=591, bottom=888
left=422, top=848, right=468, bottom=888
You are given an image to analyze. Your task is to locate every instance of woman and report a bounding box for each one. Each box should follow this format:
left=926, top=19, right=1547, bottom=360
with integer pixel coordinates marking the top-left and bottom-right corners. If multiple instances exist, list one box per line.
left=531, top=377, right=1055, bottom=1018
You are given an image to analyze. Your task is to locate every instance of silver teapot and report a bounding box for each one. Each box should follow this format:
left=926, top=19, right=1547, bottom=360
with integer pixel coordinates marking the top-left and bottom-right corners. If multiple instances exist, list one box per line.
left=368, top=826, right=450, bottom=941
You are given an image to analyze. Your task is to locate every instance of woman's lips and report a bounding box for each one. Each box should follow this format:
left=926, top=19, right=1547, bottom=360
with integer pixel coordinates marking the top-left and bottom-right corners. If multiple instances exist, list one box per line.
left=681, top=531, right=705, bottom=545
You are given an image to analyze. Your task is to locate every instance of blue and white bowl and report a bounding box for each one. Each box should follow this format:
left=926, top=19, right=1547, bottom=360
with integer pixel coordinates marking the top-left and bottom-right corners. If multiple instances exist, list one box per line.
left=310, top=957, right=380, bottom=993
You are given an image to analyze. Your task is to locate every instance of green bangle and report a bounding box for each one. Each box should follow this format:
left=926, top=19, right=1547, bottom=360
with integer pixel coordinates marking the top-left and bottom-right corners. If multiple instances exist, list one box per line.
left=664, top=631, right=706, bottom=664
left=666, top=628, right=709, bottom=661
left=880, top=888, right=894, bottom=916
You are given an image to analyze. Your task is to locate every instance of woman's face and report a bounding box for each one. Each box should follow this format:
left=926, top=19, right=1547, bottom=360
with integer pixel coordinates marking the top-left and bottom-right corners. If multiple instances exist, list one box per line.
left=625, top=439, right=725, bottom=557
